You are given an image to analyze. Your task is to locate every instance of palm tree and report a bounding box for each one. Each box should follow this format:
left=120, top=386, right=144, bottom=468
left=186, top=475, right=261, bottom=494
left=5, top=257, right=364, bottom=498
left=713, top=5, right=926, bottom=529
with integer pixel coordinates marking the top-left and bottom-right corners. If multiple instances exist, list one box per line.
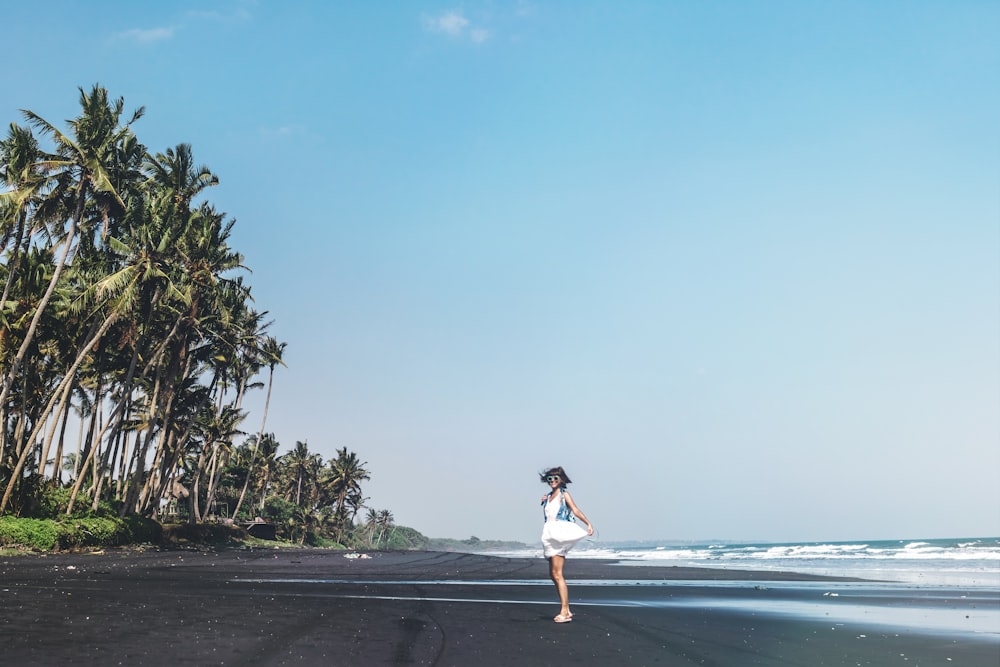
left=375, top=509, right=395, bottom=547
left=0, top=86, right=143, bottom=412
left=255, top=433, right=281, bottom=512
left=324, top=447, right=371, bottom=527
left=145, top=143, right=218, bottom=219
left=114, top=160, right=240, bottom=518
left=0, top=88, right=147, bottom=511
left=0, top=245, right=54, bottom=457
left=0, top=85, right=293, bottom=523
left=345, top=487, right=367, bottom=524
left=188, top=404, right=245, bottom=522
left=364, top=507, right=379, bottom=546
left=0, top=123, right=48, bottom=310
left=232, top=335, right=285, bottom=518
left=277, top=440, right=321, bottom=508
left=3, top=168, right=198, bottom=514
left=0, top=123, right=49, bottom=474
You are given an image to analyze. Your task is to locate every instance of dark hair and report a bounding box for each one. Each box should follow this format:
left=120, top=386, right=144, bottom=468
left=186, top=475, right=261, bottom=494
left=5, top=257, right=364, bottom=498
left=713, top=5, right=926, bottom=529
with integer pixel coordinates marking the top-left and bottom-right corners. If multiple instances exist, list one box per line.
left=540, top=466, right=572, bottom=486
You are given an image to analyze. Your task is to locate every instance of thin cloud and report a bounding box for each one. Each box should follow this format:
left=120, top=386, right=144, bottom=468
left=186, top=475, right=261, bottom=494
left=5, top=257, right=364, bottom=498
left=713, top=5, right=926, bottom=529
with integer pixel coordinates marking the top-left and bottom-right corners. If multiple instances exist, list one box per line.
left=423, top=10, right=490, bottom=43
left=514, top=0, right=536, bottom=18
left=429, top=11, right=469, bottom=35
left=116, top=4, right=251, bottom=47
left=117, top=26, right=175, bottom=45
left=255, top=124, right=324, bottom=145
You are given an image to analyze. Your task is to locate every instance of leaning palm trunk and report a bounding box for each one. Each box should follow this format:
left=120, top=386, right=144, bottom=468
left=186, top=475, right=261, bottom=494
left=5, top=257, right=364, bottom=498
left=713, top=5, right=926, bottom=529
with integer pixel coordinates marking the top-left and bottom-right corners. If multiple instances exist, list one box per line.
left=89, top=425, right=119, bottom=512
left=202, top=441, right=226, bottom=518
left=0, top=213, right=33, bottom=441
left=232, top=371, right=274, bottom=519
left=0, top=311, right=118, bottom=513
left=38, top=315, right=105, bottom=488
left=114, top=428, right=133, bottom=501
left=3, top=87, right=143, bottom=461
left=132, top=381, right=177, bottom=517
left=63, top=380, right=101, bottom=507
left=0, top=183, right=85, bottom=422
left=0, top=208, right=29, bottom=311
left=148, top=425, right=191, bottom=517
left=66, top=393, right=131, bottom=513
left=137, top=431, right=169, bottom=515
left=189, top=444, right=211, bottom=524
left=9, top=365, right=36, bottom=462
left=65, top=407, right=102, bottom=513
left=119, top=312, right=190, bottom=517
left=135, top=343, right=192, bottom=517
left=47, top=400, right=73, bottom=484
left=258, top=463, right=274, bottom=512
left=89, top=402, right=129, bottom=509
left=143, top=348, right=195, bottom=515
left=119, top=362, right=166, bottom=516
left=37, top=387, right=72, bottom=484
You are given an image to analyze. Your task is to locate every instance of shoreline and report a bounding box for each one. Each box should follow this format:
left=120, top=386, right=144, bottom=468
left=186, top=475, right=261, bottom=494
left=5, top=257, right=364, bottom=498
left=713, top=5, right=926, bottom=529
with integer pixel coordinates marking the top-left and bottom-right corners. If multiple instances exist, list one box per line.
left=2, top=549, right=996, bottom=665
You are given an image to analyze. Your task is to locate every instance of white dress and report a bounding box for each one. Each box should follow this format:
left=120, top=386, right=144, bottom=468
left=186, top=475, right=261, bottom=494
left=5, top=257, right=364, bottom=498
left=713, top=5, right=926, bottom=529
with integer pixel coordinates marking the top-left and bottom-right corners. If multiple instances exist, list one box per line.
left=540, top=491, right=588, bottom=558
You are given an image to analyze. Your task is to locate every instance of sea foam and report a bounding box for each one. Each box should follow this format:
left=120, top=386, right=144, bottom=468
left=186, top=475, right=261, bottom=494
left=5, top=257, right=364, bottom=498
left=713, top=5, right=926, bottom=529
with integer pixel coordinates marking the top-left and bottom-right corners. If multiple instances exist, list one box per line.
left=481, top=537, right=1000, bottom=587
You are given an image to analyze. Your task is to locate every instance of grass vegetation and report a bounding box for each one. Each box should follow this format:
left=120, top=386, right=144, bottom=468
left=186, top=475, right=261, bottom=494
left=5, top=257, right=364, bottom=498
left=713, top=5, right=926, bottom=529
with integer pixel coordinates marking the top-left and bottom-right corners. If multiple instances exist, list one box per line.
left=0, top=484, right=432, bottom=553
left=0, top=514, right=435, bottom=553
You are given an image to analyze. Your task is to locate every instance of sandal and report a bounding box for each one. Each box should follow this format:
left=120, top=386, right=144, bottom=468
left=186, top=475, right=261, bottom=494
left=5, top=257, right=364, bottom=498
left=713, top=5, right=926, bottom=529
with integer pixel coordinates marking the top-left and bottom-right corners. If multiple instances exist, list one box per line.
left=553, top=614, right=573, bottom=623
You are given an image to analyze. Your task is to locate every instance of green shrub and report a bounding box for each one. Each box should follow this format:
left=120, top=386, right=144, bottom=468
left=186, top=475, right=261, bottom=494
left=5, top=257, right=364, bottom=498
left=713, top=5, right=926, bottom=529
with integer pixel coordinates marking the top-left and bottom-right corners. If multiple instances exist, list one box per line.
left=308, top=534, right=341, bottom=548
left=34, top=486, right=108, bottom=519
left=0, top=514, right=163, bottom=551
left=0, top=516, right=60, bottom=550
left=93, top=498, right=124, bottom=518
left=57, top=517, right=119, bottom=548
left=262, top=496, right=298, bottom=523
left=36, top=486, right=73, bottom=519
left=383, top=525, right=430, bottom=550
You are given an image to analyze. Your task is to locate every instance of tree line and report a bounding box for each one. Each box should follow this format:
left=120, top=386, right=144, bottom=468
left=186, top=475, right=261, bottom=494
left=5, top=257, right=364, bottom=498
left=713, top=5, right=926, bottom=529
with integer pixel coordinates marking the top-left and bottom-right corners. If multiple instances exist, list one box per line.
left=0, top=85, right=410, bottom=549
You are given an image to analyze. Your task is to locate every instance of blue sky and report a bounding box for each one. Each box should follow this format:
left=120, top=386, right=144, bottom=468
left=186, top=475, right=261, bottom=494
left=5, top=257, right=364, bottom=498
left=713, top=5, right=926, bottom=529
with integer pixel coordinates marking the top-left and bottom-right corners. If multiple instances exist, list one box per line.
left=4, top=1, right=998, bottom=543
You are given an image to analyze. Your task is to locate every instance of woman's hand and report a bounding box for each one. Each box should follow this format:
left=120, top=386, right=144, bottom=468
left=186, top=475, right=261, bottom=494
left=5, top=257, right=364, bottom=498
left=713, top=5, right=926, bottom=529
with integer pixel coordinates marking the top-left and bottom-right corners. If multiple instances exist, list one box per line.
left=586, top=524, right=594, bottom=536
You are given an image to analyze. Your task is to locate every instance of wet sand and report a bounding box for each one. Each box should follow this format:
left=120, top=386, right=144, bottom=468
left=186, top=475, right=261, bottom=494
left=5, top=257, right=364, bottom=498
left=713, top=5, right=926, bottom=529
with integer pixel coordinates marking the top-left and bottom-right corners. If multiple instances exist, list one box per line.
left=1, top=549, right=996, bottom=665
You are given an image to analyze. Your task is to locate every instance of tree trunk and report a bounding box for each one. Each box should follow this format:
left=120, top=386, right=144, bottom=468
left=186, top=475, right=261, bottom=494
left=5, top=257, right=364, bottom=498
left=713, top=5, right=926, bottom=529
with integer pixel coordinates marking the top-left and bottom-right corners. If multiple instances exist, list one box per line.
left=46, top=397, right=73, bottom=485
left=232, top=366, right=274, bottom=519
left=119, top=361, right=166, bottom=517
left=150, top=427, right=191, bottom=517
left=189, top=444, right=210, bottom=524
left=0, top=311, right=117, bottom=513
left=0, top=211, right=30, bottom=459
left=115, top=429, right=132, bottom=501
left=0, top=209, right=28, bottom=319
left=203, top=441, right=224, bottom=519
left=0, top=180, right=86, bottom=415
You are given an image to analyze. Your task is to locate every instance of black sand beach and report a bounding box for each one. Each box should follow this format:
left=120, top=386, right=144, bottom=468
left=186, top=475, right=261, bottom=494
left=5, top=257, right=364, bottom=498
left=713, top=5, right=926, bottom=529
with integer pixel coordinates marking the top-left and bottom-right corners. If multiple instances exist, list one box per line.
left=1, top=549, right=996, bottom=666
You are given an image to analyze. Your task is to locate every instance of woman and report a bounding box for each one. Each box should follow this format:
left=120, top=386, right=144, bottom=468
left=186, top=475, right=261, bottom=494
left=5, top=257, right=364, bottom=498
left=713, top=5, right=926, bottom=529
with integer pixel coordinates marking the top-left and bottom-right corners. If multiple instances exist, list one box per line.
left=540, top=466, right=594, bottom=623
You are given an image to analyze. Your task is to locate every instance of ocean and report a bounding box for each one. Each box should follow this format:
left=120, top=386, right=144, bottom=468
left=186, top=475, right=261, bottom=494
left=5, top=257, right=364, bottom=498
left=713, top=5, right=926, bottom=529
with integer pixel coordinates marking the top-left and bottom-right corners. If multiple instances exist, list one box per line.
left=484, top=536, right=1000, bottom=588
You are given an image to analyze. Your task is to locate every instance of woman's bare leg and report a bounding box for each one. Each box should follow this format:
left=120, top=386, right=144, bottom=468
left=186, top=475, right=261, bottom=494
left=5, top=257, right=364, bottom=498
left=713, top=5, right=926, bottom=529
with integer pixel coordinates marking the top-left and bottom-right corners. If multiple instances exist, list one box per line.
left=548, top=555, right=571, bottom=618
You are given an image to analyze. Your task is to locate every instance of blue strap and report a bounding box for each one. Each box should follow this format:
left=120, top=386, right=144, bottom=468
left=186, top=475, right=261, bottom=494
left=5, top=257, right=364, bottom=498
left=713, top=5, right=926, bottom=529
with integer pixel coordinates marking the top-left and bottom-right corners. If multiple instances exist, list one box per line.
left=542, top=489, right=574, bottom=523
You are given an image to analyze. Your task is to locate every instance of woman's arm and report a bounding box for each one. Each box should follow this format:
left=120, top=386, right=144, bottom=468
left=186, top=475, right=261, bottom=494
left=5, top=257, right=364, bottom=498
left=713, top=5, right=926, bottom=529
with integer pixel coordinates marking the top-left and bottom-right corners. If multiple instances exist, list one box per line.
left=563, top=491, right=594, bottom=535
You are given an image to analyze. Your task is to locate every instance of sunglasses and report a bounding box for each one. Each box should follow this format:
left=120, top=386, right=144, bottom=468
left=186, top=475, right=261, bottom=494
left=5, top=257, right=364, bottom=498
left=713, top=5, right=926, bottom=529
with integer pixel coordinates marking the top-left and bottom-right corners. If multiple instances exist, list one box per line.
left=545, top=475, right=561, bottom=482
